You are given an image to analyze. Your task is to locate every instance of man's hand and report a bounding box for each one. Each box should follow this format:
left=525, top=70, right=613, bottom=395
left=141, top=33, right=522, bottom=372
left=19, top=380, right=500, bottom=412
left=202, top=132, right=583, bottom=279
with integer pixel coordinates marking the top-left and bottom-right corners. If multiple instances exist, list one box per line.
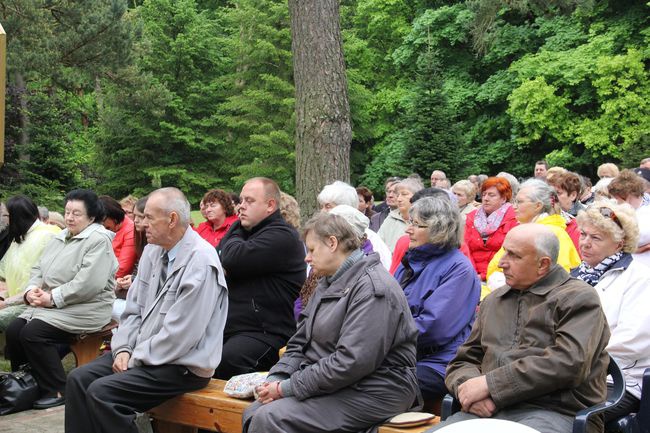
left=255, top=381, right=283, bottom=404
left=467, top=397, right=497, bottom=418
left=458, top=375, right=490, bottom=411
left=112, top=352, right=131, bottom=373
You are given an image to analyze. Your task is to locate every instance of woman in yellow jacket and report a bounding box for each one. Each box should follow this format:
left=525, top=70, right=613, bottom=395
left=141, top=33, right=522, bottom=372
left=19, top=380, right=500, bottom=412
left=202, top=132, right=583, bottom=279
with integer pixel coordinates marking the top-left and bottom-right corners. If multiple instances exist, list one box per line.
left=0, top=196, right=60, bottom=330
left=484, top=179, right=581, bottom=298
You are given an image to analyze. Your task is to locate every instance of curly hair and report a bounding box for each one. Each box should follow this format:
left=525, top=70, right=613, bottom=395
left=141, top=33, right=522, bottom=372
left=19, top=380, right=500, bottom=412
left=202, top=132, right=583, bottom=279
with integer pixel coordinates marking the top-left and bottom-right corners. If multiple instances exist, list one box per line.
left=608, top=169, right=645, bottom=200
left=577, top=202, right=638, bottom=253
left=202, top=189, right=235, bottom=217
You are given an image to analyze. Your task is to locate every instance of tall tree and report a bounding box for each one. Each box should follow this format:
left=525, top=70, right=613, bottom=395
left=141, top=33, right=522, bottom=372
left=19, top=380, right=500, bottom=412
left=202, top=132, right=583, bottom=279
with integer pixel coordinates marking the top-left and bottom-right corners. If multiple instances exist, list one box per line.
left=289, top=0, right=352, bottom=217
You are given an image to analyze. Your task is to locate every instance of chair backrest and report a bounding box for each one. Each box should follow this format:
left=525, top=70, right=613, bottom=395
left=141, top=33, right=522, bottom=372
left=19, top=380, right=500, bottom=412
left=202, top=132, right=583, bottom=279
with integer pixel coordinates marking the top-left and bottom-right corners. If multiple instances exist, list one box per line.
left=638, top=367, right=650, bottom=433
left=607, top=355, right=626, bottom=407
left=573, top=355, right=626, bottom=433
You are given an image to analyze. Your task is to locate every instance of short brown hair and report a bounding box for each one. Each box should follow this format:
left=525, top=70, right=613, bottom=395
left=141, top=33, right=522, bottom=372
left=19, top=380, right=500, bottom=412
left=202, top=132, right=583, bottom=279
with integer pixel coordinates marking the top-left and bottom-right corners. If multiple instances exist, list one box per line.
left=202, top=189, right=235, bottom=217
left=302, top=212, right=362, bottom=253
left=547, top=172, right=582, bottom=196
left=356, top=186, right=373, bottom=204
left=608, top=169, right=645, bottom=200
left=246, top=177, right=281, bottom=206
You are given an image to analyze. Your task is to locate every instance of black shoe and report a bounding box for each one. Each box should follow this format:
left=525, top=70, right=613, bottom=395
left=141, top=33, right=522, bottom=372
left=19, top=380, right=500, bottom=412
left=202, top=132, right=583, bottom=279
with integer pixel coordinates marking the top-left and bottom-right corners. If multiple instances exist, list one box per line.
left=33, top=395, right=65, bottom=409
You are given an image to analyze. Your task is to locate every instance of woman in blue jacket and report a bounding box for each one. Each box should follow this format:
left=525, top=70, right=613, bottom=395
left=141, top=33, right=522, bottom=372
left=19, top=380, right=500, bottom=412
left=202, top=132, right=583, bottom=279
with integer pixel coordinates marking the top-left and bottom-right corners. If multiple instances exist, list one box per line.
left=394, top=196, right=481, bottom=401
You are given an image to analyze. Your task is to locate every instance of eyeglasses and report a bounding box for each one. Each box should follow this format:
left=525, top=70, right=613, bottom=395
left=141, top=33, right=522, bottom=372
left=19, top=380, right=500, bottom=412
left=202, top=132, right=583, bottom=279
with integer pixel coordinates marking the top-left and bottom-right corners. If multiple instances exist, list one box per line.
left=406, top=221, right=428, bottom=229
left=598, top=207, right=623, bottom=229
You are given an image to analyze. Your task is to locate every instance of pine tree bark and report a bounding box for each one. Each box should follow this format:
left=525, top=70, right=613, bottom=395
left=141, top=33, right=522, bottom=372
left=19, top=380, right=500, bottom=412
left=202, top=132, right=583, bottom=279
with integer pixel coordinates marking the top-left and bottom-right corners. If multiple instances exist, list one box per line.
left=289, top=0, right=352, bottom=220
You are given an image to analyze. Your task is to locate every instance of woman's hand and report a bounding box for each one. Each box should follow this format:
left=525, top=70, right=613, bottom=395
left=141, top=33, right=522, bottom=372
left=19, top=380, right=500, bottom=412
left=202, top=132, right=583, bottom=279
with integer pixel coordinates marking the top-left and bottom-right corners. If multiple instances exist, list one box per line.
left=26, top=287, right=54, bottom=308
left=255, top=381, right=283, bottom=404
left=116, top=275, right=132, bottom=291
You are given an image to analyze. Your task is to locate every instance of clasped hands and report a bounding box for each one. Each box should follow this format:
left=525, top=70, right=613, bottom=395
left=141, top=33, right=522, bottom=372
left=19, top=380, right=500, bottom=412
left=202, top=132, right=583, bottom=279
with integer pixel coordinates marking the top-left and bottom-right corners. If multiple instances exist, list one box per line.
left=457, top=375, right=497, bottom=418
left=25, top=287, right=54, bottom=308
left=255, top=381, right=283, bottom=405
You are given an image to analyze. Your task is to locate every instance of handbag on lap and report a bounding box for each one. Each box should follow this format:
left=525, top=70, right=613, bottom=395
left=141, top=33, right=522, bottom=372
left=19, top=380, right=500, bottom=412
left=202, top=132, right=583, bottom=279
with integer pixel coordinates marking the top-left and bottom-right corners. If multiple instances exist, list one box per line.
left=0, top=365, right=40, bottom=415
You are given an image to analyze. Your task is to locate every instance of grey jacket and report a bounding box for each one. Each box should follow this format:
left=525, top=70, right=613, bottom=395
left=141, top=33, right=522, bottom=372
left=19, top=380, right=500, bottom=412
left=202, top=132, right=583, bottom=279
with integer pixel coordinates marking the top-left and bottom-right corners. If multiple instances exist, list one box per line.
left=445, top=266, right=610, bottom=433
left=21, top=223, right=117, bottom=333
left=269, top=253, right=419, bottom=401
left=111, top=228, right=228, bottom=378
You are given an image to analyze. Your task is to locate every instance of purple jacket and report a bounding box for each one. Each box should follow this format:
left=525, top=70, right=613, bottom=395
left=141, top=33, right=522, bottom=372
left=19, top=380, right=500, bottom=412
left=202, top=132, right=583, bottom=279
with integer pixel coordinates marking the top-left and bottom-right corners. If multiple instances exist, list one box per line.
left=394, top=244, right=480, bottom=377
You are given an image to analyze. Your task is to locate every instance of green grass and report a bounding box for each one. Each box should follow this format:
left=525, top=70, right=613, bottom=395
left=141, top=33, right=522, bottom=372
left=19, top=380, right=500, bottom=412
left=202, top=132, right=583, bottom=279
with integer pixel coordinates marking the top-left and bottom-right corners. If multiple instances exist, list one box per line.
left=191, top=210, right=205, bottom=225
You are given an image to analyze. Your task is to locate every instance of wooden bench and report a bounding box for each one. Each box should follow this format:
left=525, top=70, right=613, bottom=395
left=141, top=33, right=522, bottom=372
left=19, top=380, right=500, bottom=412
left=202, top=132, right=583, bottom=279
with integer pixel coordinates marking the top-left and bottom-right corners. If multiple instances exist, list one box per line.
left=150, top=379, right=439, bottom=433
left=69, top=320, right=118, bottom=366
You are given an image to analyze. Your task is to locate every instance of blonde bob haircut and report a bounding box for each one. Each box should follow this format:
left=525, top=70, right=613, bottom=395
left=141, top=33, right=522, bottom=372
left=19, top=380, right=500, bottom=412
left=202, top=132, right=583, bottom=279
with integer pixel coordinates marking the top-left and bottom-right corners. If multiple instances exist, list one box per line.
left=576, top=202, right=639, bottom=253
left=302, top=212, right=362, bottom=253
left=451, top=180, right=476, bottom=202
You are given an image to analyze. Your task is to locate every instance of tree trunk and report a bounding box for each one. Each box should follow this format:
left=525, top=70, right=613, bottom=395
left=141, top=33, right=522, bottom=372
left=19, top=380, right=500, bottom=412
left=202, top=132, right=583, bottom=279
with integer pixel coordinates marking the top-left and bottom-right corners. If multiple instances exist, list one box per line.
left=289, top=0, right=352, bottom=220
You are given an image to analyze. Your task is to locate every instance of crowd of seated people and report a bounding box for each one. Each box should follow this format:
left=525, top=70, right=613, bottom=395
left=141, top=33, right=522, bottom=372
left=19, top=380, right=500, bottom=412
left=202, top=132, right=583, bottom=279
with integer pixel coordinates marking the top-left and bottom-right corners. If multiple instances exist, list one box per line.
left=0, top=158, right=649, bottom=433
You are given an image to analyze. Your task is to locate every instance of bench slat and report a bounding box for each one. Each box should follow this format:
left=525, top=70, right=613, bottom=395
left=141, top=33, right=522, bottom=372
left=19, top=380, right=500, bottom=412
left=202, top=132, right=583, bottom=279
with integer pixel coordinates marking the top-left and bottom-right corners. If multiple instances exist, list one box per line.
left=149, top=379, right=439, bottom=433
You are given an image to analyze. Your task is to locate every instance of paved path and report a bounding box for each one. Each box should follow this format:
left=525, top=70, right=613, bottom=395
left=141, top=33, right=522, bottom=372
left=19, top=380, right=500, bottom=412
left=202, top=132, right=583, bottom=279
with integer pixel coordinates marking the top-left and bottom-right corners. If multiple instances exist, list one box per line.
left=0, top=406, right=64, bottom=433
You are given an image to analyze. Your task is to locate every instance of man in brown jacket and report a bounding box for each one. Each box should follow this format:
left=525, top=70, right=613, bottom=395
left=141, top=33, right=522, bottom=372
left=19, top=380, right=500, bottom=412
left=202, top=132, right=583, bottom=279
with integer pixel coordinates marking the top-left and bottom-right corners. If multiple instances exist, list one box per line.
left=428, top=224, right=610, bottom=433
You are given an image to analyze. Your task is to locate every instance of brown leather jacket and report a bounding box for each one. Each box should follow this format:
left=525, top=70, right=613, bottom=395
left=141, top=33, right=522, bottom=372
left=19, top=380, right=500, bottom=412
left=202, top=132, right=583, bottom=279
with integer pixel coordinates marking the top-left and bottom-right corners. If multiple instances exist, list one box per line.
left=445, top=265, right=610, bottom=433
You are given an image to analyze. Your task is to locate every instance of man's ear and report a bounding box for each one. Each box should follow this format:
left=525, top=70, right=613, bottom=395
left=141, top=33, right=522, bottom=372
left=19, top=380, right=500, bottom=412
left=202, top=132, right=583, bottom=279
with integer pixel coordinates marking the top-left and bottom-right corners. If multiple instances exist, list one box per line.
left=169, top=211, right=179, bottom=228
left=267, top=198, right=277, bottom=213
left=538, top=256, right=553, bottom=274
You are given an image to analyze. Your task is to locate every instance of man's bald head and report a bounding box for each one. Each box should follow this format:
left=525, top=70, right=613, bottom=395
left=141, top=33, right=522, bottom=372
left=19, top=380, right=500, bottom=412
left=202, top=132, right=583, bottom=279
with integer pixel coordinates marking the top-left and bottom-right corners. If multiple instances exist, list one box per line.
left=498, top=224, right=559, bottom=290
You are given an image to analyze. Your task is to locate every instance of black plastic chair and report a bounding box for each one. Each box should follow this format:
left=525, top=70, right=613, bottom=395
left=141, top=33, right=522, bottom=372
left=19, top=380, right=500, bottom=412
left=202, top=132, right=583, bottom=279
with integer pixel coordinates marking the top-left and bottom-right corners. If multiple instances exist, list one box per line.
left=606, top=367, right=650, bottom=433
left=440, top=355, right=626, bottom=433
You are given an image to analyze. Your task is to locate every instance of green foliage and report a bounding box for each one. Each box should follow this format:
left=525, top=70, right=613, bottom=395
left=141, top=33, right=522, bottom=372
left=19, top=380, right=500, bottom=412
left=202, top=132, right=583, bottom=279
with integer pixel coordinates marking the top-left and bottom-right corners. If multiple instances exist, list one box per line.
left=3, top=0, right=649, bottom=206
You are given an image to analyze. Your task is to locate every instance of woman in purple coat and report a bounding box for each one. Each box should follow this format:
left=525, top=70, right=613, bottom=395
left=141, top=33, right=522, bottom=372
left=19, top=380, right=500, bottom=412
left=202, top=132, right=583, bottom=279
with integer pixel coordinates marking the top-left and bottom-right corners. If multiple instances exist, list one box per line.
left=394, top=196, right=481, bottom=401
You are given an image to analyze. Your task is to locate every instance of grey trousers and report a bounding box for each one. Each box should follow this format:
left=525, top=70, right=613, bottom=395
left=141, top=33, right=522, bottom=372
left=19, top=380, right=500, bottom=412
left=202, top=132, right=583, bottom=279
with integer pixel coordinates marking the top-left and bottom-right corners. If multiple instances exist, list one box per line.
left=426, top=407, right=573, bottom=433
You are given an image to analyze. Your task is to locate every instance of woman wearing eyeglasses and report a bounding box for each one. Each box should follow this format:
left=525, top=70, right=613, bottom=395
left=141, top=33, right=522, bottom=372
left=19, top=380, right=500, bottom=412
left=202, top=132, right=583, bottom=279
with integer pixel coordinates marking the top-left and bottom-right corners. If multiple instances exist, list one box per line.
left=4, top=189, right=117, bottom=410
left=394, top=196, right=481, bottom=403
left=485, top=179, right=581, bottom=293
left=571, top=202, right=650, bottom=422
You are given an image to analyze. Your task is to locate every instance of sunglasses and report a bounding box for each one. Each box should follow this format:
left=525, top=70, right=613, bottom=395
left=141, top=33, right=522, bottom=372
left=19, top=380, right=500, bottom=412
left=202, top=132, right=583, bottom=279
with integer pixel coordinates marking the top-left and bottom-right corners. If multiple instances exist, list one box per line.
left=598, top=207, right=623, bottom=229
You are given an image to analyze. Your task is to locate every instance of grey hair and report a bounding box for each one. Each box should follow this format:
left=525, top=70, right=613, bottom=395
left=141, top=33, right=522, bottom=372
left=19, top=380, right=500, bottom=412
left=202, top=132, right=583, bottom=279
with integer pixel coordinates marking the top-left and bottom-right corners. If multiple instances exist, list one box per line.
left=317, top=181, right=358, bottom=208
left=155, top=187, right=191, bottom=227
left=38, top=206, right=49, bottom=220
left=497, top=172, right=520, bottom=199
left=409, top=196, right=462, bottom=249
left=519, top=178, right=560, bottom=215
left=396, top=178, right=424, bottom=195
left=534, top=230, right=560, bottom=263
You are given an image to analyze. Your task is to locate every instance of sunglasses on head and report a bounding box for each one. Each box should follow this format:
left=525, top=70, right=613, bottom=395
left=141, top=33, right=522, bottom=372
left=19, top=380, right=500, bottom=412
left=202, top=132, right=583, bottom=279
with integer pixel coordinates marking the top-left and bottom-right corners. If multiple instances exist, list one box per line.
left=598, top=207, right=623, bottom=229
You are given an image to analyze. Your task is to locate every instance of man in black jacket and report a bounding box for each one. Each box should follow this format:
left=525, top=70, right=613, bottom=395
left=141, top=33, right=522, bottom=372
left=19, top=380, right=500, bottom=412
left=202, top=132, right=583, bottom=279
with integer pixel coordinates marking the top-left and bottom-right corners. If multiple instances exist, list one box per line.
left=215, top=177, right=306, bottom=379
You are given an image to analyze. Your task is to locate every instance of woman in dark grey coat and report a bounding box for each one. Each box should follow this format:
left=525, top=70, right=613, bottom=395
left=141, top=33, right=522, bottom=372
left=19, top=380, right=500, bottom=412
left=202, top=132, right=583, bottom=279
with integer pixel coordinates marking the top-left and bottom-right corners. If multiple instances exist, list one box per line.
left=243, top=212, right=419, bottom=433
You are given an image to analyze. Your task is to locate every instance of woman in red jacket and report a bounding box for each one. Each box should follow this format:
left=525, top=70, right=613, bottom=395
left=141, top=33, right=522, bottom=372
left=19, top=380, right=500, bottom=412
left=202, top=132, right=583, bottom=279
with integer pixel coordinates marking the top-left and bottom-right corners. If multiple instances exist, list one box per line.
left=196, top=188, right=238, bottom=247
left=463, top=177, right=518, bottom=281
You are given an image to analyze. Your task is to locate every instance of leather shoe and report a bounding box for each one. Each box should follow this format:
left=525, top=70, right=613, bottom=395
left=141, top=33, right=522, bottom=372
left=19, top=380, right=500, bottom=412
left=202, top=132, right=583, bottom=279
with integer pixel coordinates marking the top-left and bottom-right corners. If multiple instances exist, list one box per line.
left=33, top=395, right=65, bottom=409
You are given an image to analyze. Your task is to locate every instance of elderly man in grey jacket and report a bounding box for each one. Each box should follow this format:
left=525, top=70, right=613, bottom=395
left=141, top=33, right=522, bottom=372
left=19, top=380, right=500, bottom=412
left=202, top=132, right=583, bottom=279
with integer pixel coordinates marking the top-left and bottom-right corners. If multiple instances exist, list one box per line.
left=65, top=188, right=229, bottom=433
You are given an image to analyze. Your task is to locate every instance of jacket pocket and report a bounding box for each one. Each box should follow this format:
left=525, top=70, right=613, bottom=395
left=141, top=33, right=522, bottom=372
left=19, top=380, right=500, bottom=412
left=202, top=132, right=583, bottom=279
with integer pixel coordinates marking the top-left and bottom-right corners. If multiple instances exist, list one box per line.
left=160, top=289, right=178, bottom=314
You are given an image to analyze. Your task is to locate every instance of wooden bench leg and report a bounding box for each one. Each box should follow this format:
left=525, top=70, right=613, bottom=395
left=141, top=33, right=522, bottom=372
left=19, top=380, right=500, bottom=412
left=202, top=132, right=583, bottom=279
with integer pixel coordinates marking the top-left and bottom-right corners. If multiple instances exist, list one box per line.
left=70, top=334, right=105, bottom=367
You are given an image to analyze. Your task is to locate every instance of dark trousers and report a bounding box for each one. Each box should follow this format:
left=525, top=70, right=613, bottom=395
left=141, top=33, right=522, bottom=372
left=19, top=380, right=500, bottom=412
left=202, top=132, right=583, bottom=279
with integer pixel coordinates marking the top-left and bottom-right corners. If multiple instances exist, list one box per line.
left=5, top=318, right=75, bottom=396
left=416, top=363, right=448, bottom=400
left=604, top=385, right=640, bottom=423
left=214, top=333, right=281, bottom=380
left=65, top=352, right=210, bottom=433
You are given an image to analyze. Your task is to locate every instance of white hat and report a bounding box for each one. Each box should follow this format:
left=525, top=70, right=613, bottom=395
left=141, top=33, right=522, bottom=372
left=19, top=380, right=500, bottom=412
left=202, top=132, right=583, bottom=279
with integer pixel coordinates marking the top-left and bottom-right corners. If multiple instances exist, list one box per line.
left=329, top=205, right=369, bottom=238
